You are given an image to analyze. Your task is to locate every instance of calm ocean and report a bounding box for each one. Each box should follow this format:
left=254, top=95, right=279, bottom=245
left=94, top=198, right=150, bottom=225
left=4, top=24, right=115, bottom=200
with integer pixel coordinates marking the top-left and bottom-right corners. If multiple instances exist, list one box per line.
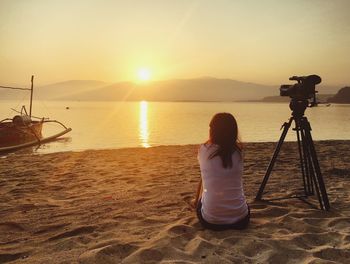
left=1, top=100, right=350, bottom=154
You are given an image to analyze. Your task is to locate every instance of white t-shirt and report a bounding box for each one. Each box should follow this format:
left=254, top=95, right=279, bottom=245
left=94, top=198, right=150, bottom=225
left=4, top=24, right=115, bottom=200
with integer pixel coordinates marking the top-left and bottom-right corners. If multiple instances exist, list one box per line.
left=198, top=143, right=248, bottom=224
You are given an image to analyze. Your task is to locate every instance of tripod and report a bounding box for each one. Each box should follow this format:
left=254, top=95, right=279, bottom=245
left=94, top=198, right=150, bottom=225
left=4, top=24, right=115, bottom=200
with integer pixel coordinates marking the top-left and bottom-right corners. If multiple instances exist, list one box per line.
left=255, top=99, right=330, bottom=210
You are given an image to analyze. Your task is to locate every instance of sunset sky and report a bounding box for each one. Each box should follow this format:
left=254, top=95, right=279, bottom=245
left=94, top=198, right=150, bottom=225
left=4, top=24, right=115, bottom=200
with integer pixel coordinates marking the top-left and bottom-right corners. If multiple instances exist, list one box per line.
left=0, top=0, right=349, bottom=86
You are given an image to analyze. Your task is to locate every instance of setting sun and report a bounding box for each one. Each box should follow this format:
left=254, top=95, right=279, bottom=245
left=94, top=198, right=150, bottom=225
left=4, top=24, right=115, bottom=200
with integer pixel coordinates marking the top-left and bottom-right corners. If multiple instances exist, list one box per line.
left=137, top=68, right=151, bottom=81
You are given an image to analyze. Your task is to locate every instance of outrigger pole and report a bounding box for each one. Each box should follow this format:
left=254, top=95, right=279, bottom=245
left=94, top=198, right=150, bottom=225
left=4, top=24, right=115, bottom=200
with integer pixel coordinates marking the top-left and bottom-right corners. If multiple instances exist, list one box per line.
left=29, top=75, right=34, bottom=118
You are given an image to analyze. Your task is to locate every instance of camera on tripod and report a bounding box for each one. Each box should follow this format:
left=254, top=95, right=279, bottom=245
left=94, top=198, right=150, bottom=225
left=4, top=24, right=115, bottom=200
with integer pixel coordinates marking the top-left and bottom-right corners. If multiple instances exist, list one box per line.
left=280, top=74, right=321, bottom=101
left=255, top=74, right=330, bottom=210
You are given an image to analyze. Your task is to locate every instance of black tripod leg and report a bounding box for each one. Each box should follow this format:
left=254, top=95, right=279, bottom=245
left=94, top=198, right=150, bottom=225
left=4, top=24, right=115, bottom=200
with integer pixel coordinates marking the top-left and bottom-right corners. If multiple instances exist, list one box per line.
left=303, top=118, right=330, bottom=210
left=300, top=123, right=313, bottom=195
left=255, top=117, right=293, bottom=200
left=295, top=119, right=307, bottom=195
left=303, top=124, right=324, bottom=209
left=300, top=117, right=323, bottom=208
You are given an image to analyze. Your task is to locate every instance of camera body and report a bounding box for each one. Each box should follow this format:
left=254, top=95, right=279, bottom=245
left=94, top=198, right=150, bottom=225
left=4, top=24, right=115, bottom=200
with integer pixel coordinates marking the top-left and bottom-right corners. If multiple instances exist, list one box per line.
left=280, top=75, right=321, bottom=100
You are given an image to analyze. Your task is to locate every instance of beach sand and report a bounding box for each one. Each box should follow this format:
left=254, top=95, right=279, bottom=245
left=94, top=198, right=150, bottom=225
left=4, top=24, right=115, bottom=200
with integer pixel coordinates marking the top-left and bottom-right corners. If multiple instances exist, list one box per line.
left=0, top=141, right=349, bottom=263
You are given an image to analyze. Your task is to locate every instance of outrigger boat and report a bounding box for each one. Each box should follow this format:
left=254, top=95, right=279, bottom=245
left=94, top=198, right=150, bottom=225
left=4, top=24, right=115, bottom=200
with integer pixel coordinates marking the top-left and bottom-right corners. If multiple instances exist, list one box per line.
left=0, top=76, right=72, bottom=152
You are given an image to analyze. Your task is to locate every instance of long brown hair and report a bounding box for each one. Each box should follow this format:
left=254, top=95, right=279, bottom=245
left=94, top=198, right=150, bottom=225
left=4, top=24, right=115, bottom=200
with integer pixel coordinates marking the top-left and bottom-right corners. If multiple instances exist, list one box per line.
left=208, top=112, right=242, bottom=168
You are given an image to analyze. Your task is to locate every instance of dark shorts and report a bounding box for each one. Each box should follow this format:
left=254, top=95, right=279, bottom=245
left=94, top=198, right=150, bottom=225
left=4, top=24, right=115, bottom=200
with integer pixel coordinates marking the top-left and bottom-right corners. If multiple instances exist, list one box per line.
left=196, top=200, right=250, bottom=231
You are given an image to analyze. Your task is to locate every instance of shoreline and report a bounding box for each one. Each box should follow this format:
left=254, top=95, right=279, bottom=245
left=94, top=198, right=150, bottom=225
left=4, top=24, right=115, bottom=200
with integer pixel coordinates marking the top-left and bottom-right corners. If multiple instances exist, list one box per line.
left=2, top=139, right=350, bottom=157
left=1, top=140, right=349, bottom=263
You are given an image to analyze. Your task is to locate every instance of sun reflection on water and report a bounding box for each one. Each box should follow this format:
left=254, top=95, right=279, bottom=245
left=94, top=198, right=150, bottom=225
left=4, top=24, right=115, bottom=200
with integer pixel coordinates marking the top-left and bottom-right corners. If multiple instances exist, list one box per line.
left=139, top=101, right=150, bottom=148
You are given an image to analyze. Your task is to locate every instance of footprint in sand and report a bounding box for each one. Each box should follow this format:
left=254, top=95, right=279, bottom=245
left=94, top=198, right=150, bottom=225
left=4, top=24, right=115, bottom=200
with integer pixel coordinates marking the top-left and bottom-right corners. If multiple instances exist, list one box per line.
left=0, top=222, right=26, bottom=232
left=167, top=224, right=196, bottom=236
left=240, top=240, right=272, bottom=258
left=139, top=248, right=164, bottom=262
left=0, top=252, right=30, bottom=263
left=33, top=223, right=71, bottom=235
left=291, top=232, right=342, bottom=250
left=253, top=206, right=289, bottom=218
left=313, top=247, right=350, bottom=263
left=48, top=225, right=96, bottom=241
left=328, top=217, right=350, bottom=231
left=184, top=237, right=214, bottom=255
left=79, top=242, right=138, bottom=263
left=121, top=248, right=164, bottom=263
left=267, top=248, right=309, bottom=263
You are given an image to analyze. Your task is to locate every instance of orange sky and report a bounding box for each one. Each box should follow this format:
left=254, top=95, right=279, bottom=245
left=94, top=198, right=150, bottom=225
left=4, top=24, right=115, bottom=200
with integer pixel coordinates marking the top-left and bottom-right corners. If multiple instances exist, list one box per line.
left=0, top=0, right=349, bottom=86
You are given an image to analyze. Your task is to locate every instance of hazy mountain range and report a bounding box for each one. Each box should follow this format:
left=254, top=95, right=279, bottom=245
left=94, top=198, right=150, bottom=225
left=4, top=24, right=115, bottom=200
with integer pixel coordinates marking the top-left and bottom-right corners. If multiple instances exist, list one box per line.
left=328, top=87, right=350, bottom=103
left=0, top=77, right=341, bottom=102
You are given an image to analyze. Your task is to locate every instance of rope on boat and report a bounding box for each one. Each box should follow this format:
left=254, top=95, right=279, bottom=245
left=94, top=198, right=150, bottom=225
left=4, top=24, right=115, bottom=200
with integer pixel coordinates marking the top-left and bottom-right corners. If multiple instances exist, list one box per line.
left=0, top=85, right=31, bottom=91
left=9, top=108, right=48, bottom=121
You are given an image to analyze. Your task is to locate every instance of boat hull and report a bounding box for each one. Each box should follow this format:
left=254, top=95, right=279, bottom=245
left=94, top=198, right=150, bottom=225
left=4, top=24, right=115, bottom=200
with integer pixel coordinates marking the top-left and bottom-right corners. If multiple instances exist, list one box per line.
left=0, top=127, right=72, bottom=153
left=0, top=121, right=43, bottom=148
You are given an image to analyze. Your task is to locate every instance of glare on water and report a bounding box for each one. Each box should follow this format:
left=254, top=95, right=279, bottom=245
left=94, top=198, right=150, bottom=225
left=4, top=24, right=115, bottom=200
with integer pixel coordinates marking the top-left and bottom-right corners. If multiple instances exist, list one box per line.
left=0, top=100, right=349, bottom=154
left=139, top=101, right=150, bottom=148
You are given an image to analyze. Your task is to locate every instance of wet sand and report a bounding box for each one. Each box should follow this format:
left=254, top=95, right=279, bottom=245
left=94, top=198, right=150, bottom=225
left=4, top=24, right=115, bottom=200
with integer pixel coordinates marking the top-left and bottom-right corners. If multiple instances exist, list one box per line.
left=0, top=141, right=349, bottom=263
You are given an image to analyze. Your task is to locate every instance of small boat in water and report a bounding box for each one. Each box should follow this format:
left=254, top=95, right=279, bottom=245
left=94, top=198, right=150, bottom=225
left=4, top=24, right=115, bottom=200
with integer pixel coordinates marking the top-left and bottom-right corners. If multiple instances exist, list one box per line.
left=0, top=76, right=72, bottom=152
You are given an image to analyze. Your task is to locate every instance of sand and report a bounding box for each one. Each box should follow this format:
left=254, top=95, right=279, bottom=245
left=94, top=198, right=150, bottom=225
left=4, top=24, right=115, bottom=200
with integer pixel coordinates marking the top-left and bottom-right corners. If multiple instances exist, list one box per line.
left=0, top=141, right=349, bottom=264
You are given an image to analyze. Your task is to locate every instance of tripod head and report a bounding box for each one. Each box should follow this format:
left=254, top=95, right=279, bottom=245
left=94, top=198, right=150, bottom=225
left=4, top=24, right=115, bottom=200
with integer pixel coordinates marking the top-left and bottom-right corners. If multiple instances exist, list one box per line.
left=289, top=99, right=308, bottom=118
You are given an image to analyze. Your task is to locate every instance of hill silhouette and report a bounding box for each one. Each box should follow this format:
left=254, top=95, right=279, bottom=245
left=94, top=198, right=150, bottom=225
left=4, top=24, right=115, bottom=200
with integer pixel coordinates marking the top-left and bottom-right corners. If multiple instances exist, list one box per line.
left=36, top=80, right=108, bottom=100
left=328, top=87, right=350, bottom=103
left=0, top=80, right=108, bottom=101
left=0, top=77, right=342, bottom=102
left=53, top=77, right=278, bottom=101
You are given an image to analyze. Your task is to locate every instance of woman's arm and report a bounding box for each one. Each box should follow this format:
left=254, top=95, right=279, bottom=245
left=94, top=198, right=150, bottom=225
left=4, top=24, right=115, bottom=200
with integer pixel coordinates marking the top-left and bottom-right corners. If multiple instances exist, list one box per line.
left=193, top=145, right=203, bottom=208
left=192, top=178, right=202, bottom=209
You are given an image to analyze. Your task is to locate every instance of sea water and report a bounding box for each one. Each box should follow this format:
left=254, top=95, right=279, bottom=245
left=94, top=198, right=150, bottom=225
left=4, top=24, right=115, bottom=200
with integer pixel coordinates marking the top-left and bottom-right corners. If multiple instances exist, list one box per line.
left=1, top=100, right=349, bottom=153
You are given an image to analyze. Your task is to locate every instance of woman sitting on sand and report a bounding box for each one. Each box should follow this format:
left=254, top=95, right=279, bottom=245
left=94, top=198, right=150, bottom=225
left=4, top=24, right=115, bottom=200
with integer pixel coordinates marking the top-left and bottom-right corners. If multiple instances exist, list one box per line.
left=193, top=112, right=250, bottom=230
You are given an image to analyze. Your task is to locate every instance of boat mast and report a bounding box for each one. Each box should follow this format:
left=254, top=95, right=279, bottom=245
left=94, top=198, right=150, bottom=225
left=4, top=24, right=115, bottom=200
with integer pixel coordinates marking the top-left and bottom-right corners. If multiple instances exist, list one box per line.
left=29, top=75, right=34, bottom=117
